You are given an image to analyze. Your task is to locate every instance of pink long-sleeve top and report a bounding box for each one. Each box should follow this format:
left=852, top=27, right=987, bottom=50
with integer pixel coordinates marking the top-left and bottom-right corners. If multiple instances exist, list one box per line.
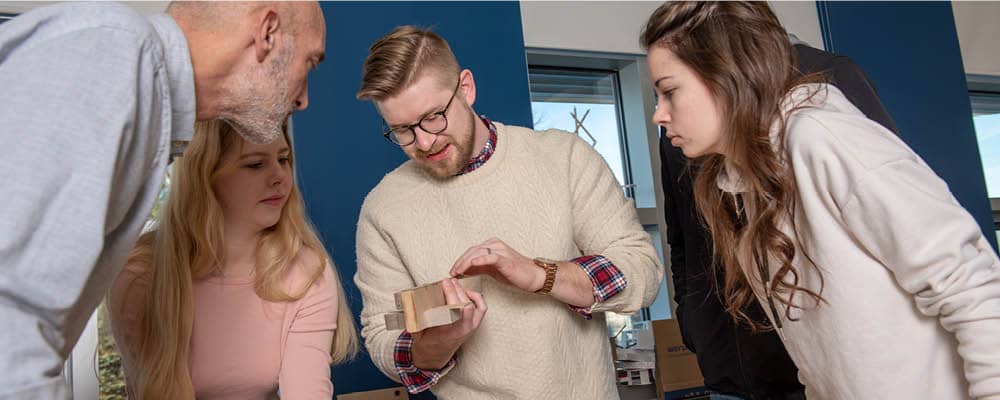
left=109, top=252, right=339, bottom=400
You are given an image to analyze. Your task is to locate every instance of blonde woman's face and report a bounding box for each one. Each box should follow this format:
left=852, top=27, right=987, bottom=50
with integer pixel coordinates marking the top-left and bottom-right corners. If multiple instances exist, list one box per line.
left=648, top=46, right=724, bottom=158
left=212, top=135, right=293, bottom=233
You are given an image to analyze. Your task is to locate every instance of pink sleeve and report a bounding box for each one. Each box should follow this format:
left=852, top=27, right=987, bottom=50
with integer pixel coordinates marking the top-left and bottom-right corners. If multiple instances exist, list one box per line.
left=278, top=265, right=338, bottom=399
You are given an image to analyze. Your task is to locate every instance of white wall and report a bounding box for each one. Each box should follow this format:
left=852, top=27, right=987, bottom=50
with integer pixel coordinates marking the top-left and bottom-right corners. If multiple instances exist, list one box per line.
left=0, top=1, right=167, bottom=15
left=770, top=1, right=824, bottom=49
left=952, top=2, right=1000, bottom=77
left=520, top=1, right=825, bottom=55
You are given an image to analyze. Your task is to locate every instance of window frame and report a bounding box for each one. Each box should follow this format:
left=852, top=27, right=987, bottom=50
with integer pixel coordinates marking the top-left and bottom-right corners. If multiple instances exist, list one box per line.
left=528, top=64, right=636, bottom=197
left=967, top=73, right=1000, bottom=233
left=526, top=48, right=675, bottom=320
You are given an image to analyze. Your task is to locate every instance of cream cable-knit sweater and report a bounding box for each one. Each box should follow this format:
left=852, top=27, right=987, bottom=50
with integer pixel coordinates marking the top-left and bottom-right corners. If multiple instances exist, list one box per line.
left=355, top=123, right=663, bottom=399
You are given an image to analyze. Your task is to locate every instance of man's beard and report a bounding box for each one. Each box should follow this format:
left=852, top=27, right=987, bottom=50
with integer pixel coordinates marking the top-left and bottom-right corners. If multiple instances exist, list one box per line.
left=421, top=109, right=477, bottom=180
left=217, top=37, right=295, bottom=144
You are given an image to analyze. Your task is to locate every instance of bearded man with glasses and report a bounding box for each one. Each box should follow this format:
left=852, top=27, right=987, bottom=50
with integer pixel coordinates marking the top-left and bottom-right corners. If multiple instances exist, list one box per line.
left=353, top=26, right=663, bottom=400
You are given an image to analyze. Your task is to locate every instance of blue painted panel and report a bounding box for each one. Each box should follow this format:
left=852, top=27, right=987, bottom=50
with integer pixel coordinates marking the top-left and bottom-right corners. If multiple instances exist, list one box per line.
left=290, top=2, right=532, bottom=397
left=817, top=1, right=997, bottom=251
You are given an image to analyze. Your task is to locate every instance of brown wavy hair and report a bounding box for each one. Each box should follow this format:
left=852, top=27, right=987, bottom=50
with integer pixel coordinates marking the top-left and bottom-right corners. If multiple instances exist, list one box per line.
left=641, top=1, right=825, bottom=330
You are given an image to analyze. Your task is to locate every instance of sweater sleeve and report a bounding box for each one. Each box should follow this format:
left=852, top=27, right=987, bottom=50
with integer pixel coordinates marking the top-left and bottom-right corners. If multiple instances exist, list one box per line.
left=789, top=110, right=1000, bottom=399
left=278, top=264, right=337, bottom=399
left=355, top=201, right=457, bottom=384
left=567, top=136, right=664, bottom=314
left=841, top=157, right=1000, bottom=399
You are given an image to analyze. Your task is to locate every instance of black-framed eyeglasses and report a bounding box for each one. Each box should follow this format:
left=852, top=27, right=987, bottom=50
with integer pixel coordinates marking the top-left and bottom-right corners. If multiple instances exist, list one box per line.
left=382, top=79, right=461, bottom=146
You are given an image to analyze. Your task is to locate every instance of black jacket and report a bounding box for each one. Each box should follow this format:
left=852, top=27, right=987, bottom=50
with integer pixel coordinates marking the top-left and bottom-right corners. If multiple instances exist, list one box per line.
left=660, top=43, right=898, bottom=399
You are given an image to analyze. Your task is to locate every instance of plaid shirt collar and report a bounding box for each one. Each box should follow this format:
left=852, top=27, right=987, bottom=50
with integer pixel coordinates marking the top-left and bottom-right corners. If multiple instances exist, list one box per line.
left=456, top=116, right=498, bottom=176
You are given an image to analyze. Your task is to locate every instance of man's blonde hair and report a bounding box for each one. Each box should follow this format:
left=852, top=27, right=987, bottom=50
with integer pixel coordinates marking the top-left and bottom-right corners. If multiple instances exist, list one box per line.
left=357, top=26, right=460, bottom=100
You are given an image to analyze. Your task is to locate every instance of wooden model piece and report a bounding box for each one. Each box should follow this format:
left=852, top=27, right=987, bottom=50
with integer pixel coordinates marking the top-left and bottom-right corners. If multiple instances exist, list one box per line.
left=384, top=277, right=481, bottom=333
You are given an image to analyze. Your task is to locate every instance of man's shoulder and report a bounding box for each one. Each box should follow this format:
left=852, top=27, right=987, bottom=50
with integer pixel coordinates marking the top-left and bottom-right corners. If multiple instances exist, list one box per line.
left=500, top=123, right=592, bottom=162
left=503, top=123, right=579, bottom=145
left=48, top=2, right=151, bottom=32
left=360, top=162, right=427, bottom=214
left=498, top=123, right=609, bottom=179
left=3, top=2, right=157, bottom=46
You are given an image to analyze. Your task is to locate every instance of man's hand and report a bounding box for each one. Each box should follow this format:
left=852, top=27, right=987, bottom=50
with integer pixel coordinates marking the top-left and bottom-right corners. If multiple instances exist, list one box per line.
left=449, top=238, right=546, bottom=293
left=411, top=278, right=487, bottom=370
left=450, top=238, right=597, bottom=307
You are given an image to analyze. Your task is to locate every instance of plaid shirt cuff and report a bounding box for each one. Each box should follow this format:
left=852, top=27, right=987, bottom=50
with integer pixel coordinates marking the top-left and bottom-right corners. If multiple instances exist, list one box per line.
left=393, top=331, right=455, bottom=394
left=568, top=255, right=627, bottom=319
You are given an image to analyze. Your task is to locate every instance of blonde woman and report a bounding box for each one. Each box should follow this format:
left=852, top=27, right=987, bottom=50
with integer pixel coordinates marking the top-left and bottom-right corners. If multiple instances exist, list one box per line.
left=641, top=2, right=1000, bottom=399
left=108, top=120, right=357, bottom=399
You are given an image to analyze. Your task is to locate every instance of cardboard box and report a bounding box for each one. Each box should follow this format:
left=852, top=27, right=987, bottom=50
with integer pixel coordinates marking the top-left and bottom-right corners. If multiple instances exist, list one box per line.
left=652, top=319, right=705, bottom=398
left=337, top=387, right=409, bottom=400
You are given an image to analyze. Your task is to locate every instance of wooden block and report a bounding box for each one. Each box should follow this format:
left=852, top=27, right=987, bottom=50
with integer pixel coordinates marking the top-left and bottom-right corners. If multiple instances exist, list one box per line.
left=384, top=277, right=482, bottom=333
left=397, top=290, right=418, bottom=332
left=417, top=303, right=466, bottom=330
left=384, top=311, right=406, bottom=331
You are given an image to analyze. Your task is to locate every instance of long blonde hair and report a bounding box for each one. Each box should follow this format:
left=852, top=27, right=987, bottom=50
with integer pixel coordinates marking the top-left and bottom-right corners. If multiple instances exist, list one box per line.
left=126, top=120, right=358, bottom=399
left=641, top=2, right=825, bottom=330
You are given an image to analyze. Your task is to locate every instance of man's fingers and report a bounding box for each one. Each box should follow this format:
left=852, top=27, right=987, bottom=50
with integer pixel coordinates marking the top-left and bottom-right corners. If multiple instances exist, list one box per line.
left=441, top=277, right=461, bottom=304
left=454, top=254, right=500, bottom=276
left=452, top=278, right=470, bottom=304
left=469, top=253, right=501, bottom=267
left=450, top=246, right=480, bottom=276
left=467, top=289, right=487, bottom=327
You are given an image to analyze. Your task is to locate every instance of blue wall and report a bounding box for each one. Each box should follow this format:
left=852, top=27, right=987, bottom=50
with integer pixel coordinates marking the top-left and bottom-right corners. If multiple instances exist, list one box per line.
left=817, top=1, right=998, bottom=252
left=291, top=2, right=532, bottom=397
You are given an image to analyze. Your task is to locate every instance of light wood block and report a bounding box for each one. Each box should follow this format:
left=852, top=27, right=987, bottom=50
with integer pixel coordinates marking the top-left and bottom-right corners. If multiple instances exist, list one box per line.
left=383, top=277, right=481, bottom=333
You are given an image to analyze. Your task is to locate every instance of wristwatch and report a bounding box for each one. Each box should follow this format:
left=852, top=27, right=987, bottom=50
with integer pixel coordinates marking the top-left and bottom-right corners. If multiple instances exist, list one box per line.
left=532, top=257, right=559, bottom=294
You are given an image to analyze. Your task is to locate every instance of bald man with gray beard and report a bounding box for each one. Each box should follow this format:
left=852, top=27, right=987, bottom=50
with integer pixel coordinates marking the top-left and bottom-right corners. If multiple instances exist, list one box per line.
left=0, top=2, right=326, bottom=398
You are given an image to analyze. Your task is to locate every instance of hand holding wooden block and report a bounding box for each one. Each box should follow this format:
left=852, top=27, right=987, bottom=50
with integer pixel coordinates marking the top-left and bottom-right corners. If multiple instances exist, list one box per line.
left=384, top=277, right=481, bottom=333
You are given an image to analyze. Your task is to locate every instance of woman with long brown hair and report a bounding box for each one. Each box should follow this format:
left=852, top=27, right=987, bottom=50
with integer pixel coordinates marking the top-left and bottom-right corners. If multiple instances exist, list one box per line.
left=642, top=2, right=1000, bottom=398
left=108, top=120, right=358, bottom=399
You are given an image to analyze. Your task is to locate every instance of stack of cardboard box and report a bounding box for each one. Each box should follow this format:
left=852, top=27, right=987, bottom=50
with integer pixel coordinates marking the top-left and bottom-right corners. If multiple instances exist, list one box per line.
left=652, top=319, right=710, bottom=400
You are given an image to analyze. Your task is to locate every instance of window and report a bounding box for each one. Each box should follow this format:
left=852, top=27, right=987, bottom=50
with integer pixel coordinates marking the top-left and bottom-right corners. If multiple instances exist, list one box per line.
left=526, top=49, right=672, bottom=328
left=527, top=52, right=671, bottom=400
left=530, top=67, right=632, bottom=191
left=968, top=74, right=1000, bottom=244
